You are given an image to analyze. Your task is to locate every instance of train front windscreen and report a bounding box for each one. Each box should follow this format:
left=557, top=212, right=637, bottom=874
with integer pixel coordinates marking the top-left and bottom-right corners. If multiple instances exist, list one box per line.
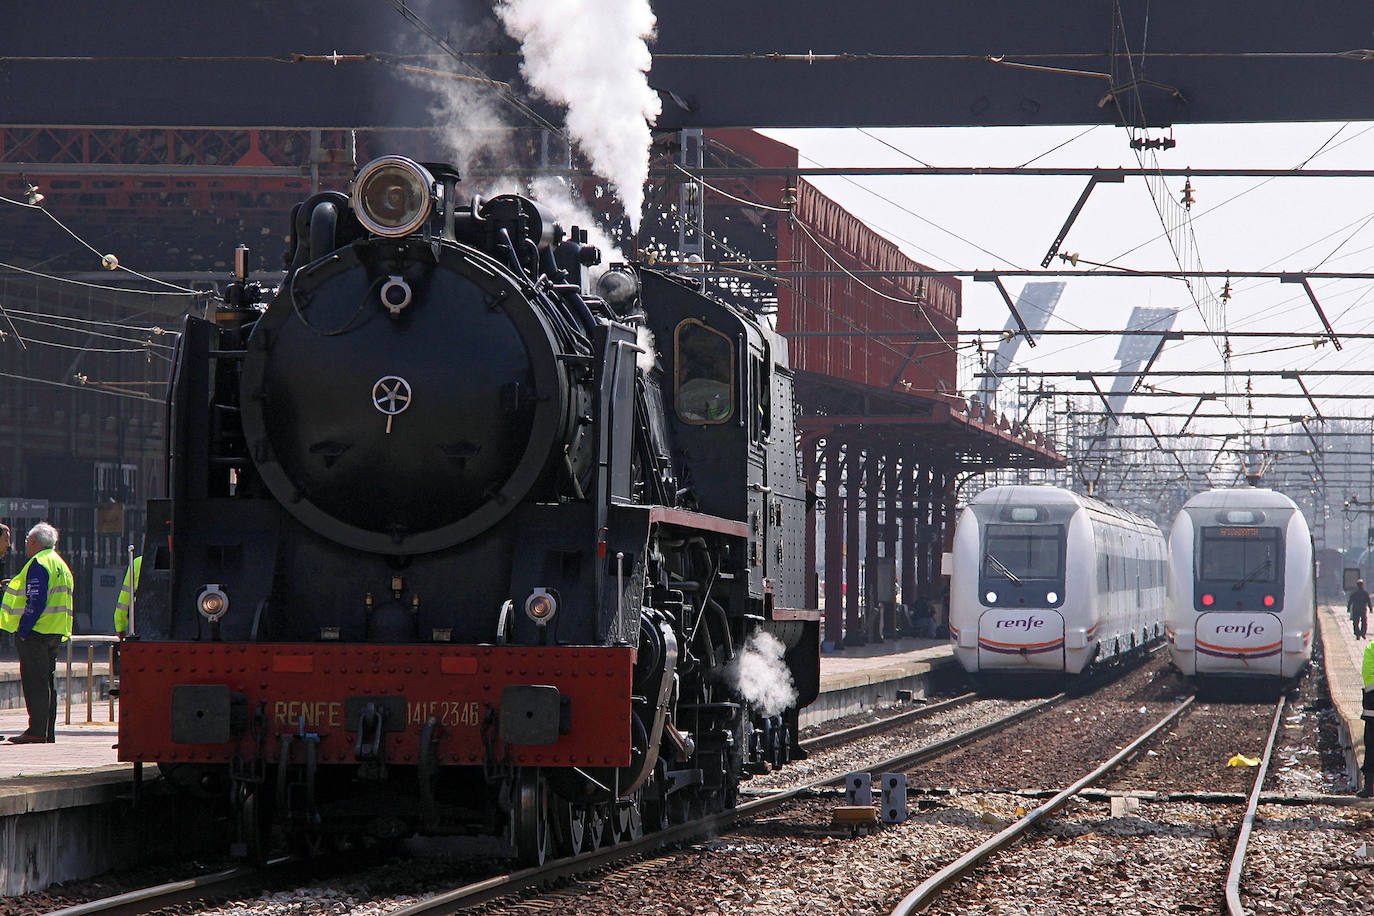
left=1195, top=526, right=1285, bottom=612
left=981, top=523, right=1066, bottom=608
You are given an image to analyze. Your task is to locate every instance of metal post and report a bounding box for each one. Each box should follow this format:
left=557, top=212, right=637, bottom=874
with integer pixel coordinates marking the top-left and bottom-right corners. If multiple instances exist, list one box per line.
left=65, top=639, right=73, bottom=725
left=108, top=644, right=115, bottom=722
left=882, top=454, right=899, bottom=637
left=86, top=644, right=94, bottom=723
left=844, top=444, right=863, bottom=645
left=823, top=439, right=844, bottom=647
left=900, top=456, right=917, bottom=625
left=864, top=450, right=881, bottom=641
left=126, top=543, right=136, bottom=637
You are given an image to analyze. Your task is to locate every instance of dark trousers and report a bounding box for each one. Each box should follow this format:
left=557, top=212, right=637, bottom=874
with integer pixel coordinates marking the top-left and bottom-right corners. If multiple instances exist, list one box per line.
left=16, top=633, right=63, bottom=741
left=1354, top=609, right=1368, bottom=639
left=1365, top=719, right=1374, bottom=776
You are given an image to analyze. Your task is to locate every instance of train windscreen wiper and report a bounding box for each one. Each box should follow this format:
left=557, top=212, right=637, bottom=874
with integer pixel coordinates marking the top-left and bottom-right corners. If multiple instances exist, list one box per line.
left=986, top=553, right=1021, bottom=583
left=1231, top=558, right=1271, bottom=590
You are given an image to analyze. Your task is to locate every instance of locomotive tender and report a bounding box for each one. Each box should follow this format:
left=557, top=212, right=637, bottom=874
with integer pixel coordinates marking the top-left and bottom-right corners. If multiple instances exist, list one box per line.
left=949, top=485, right=1166, bottom=677
left=1166, top=487, right=1314, bottom=679
left=119, top=156, right=820, bottom=862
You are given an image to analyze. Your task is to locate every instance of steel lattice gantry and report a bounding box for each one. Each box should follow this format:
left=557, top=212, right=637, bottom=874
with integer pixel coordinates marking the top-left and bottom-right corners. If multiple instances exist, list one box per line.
left=795, top=376, right=1061, bottom=647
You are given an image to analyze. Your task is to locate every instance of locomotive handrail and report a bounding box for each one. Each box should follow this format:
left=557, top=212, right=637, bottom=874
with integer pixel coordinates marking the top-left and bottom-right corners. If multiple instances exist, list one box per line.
left=64, top=634, right=119, bottom=725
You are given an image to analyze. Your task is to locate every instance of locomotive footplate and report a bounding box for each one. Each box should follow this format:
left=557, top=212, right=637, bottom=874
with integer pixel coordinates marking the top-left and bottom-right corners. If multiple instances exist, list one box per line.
left=119, top=643, right=634, bottom=768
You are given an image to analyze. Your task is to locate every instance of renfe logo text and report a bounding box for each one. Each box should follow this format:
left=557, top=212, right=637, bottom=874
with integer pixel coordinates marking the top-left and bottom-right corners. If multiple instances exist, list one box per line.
left=995, top=617, right=1046, bottom=630
left=1215, top=621, right=1265, bottom=638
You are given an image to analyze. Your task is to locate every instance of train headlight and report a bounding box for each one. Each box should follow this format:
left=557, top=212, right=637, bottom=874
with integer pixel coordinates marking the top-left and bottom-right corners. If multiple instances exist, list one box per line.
left=352, top=156, right=434, bottom=237
left=985, top=591, right=998, bottom=604
left=197, top=584, right=229, bottom=622
left=525, top=587, right=557, bottom=624
left=1046, top=591, right=1059, bottom=604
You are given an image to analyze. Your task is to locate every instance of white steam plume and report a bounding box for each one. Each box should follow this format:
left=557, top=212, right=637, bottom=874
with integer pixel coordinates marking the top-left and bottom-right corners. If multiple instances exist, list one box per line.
left=725, top=631, right=798, bottom=718
left=529, top=175, right=623, bottom=276
left=496, top=0, right=661, bottom=231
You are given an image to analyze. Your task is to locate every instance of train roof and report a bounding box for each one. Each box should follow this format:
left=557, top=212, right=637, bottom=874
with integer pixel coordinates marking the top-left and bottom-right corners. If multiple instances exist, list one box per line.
left=967, top=484, right=1160, bottom=530
left=1178, top=487, right=1301, bottom=512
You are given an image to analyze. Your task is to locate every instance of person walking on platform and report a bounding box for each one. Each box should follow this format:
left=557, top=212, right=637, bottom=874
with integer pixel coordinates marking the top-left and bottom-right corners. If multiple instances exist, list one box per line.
left=0, top=523, right=74, bottom=744
left=1349, top=579, right=1370, bottom=640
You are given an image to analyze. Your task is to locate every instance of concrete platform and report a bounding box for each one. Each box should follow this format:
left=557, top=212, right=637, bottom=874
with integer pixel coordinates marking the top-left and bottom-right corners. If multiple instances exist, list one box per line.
left=807, top=636, right=960, bottom=727
left=0, top=635, right=960, bottom=896
left=0, top=659, right=113, bottom=712
left=1316, top=602, right=1369, bottom=788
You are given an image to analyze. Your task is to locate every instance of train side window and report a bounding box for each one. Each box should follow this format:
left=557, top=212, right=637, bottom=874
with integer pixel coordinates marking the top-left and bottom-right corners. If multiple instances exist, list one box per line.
left=675, top=320, right=734, bottom=424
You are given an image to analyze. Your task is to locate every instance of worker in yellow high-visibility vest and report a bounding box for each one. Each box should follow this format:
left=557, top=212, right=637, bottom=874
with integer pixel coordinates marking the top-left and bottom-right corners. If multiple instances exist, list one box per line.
left=115, top=555, right=142, bottom=637
left=0, top=523, right=74, bottom=744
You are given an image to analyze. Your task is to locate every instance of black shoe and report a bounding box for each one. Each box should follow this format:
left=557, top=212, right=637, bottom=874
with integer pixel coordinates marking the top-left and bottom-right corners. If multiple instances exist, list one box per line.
left=8, top=733, right=46, bottom=744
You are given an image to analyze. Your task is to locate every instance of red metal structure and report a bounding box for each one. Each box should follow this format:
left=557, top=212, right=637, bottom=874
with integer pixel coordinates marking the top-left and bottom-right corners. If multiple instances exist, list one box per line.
left=696, top=131, right=1063, bottom=647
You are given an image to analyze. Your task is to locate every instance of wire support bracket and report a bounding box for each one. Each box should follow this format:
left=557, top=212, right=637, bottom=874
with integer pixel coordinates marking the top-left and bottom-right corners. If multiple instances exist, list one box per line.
left=1040, top=171, right=1126, bottom=267
left=1280, top=274, right=1341, bottom=351
left=974, top=273, right=1036, bottom=347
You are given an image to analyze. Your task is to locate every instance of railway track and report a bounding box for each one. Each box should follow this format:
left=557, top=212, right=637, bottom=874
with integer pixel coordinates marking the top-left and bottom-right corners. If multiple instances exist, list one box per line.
left=43, top=859, right=294, bottom=916
left=889, top=694, right=1288, bottom=916
left=36, top=686, right=1027, bottom=916
left=35, top=650, right=1190, bottom=916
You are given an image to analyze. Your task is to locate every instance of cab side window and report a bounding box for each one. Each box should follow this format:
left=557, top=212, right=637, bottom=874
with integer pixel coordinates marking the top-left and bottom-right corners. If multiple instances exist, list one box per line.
left=676, top=320, right=734, bottom=424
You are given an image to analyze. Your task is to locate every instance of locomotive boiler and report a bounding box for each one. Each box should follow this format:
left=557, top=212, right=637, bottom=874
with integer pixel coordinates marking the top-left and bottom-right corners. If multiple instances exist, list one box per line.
left=119, top=156, right=820, bottom=863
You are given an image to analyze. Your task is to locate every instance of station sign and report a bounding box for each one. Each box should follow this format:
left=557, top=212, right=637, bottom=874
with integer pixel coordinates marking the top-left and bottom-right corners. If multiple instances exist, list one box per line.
left=0, top=498, right=48, bottom=517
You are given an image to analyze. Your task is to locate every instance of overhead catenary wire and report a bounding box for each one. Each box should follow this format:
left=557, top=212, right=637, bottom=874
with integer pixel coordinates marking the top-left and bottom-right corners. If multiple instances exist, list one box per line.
left=0, top=194, right=206, bottom=295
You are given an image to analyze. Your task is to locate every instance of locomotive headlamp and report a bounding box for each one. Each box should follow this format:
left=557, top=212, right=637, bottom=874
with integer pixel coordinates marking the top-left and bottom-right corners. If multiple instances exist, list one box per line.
left=197, top=584, right=229, bottom=622
left=525, top=587, right=557, bottom=624
left=352, top=156, right=435, bottom=237
left=1046, top=591, right=1059, bottom=604
left=985, top=591, right=998, bottom=604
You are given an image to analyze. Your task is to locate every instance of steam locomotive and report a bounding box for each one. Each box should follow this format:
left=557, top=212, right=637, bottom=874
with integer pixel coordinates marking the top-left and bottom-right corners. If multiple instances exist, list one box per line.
left=119, top=156, right=820, bottom=863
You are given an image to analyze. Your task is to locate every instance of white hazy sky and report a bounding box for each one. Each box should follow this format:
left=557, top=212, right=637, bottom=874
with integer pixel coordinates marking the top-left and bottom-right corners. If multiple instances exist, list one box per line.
left=758, top=123, right=1374, bottom=443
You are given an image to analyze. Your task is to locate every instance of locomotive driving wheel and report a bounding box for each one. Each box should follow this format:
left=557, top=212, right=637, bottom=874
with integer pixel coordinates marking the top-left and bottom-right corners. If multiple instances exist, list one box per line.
left=514, top=769, right=551, bottom=867
left=583, top=803, right=608, bottom=849
left=233, top=784, right=270, bottom=867
left=551, top=799, right=586, bottom=856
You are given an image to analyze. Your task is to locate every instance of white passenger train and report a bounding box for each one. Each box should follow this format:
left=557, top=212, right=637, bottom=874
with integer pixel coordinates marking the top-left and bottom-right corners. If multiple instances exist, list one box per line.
left=949, top=485, right=1167, bottom=676
left=1166, top=488, right=1314, bottom=679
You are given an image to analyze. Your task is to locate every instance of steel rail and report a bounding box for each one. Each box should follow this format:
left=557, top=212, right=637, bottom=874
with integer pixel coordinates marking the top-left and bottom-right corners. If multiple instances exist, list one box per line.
left=888, top=696, right=1197, bottom=916
left=388, top=692, right=1082, bottom=916
left=1224, top=696, right=1289, bottom=916
left=797, top=691, right=978, bottom=753
left=44, top=858, right=294, bottom=916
